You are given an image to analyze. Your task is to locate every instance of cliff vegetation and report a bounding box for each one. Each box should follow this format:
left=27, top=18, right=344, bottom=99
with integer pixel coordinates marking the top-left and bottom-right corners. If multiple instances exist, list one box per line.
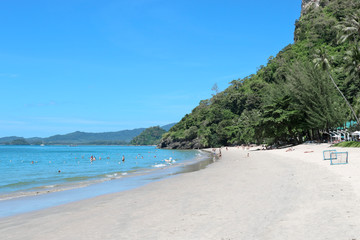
left=130, top=126, right=167, bottom=145
left=159, top=0, right=360, bottom=149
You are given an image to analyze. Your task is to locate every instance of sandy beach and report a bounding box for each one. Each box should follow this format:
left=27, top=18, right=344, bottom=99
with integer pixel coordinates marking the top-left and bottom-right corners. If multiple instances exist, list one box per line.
left=1, top=143, right=360, bottom=239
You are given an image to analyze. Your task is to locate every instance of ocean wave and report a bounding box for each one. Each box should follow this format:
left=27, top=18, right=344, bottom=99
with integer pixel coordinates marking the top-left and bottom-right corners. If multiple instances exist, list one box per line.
left=106, top=173, right=118, bottom=178
left=152, top=164, right=166, bottom=168
left=64, top=176, right=92, bottom=182
left=0, top=180, right=38, bottom=189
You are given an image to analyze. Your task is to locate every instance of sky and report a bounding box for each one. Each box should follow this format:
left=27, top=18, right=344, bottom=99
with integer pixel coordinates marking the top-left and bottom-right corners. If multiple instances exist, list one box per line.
left=0, top=0, right=301, bottom=138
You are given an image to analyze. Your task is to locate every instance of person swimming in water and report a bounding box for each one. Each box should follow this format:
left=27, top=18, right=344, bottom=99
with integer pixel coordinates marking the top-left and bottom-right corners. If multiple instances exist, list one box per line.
left=122, top=155, right=125, bottom=162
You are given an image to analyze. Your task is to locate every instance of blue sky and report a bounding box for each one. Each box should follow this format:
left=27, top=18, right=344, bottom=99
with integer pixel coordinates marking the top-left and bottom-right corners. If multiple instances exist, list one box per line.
left=0, top=0, right=301, bottom=137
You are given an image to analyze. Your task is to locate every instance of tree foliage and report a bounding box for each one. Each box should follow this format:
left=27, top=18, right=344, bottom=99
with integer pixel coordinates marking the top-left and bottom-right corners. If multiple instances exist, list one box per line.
left=130, top=126, right=166, bottom=145
left=159, top=0, right=360, bottom=149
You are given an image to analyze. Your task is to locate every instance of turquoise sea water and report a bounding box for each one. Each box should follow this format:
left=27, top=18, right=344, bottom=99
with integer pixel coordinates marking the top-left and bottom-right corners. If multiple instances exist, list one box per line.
left=0, top=145, right=210, bottom=217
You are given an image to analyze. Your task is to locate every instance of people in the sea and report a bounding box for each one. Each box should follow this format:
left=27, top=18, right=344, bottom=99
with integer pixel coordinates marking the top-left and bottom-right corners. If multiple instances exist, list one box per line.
left=165, top=157, right=174, bottom=164
left=90, top=155, right=96, bottom=162
left=122, top=155, right=125, bottom=162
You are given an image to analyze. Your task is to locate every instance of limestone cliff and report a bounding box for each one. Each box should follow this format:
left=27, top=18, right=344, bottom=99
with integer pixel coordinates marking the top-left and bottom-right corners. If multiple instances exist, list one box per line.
left=301, top=0, right=321, bottom=15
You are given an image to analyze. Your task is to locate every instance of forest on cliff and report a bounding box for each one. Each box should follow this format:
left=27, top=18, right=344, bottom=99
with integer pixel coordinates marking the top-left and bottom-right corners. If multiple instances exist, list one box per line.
left=160, top=0, right=360, bottom=149
left=130, top=126, right=166, bottom=145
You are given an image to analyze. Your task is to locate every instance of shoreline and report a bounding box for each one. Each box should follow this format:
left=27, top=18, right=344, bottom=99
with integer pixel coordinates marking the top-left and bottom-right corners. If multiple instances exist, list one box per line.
left=1, top=144, right=360, bottom=239
left=0, top=149, right=214, bottom=218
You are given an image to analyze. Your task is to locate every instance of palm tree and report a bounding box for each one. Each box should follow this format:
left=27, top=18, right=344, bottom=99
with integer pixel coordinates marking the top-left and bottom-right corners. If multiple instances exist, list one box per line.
left=344, top=45, right=360, bottom=115
left=336, top=11, right=360, bottom=125
left=313, top=47, right=359, bottom=123
left=354, top=94, right=360, bottom=119
left=336, top=11, right=360, bottom=44
left=345, top=44, right=360, bottom=79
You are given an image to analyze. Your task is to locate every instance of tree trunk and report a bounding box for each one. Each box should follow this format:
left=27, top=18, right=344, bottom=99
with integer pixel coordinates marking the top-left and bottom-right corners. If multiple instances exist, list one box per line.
left=327, top=70, right=359, bottom=123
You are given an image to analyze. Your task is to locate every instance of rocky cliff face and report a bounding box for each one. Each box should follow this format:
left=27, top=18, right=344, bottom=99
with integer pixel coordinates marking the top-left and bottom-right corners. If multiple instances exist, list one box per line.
left=301, top=0, right=320, bottom=15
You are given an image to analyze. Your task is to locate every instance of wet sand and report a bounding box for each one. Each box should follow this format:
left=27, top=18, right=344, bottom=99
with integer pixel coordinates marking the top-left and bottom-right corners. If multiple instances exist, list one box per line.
left=1, top=144, right=360, bottom=239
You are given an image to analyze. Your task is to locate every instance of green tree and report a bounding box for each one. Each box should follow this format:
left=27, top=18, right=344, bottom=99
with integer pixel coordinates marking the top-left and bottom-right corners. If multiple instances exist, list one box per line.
left=336, top=11, right=360, bottom=44
left=260, top=95, right=302, bottom=144
left=130, top=126, right=166, bottom=145
left=313, top=47, right=359, bottom=123
left=344, top=44, right=360, bottom=102
left=288, top=61, right=346, bottom=131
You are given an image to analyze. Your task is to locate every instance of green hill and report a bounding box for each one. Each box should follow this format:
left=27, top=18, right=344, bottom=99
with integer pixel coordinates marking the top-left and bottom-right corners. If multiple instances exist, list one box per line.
left=4, top=138, right=30, bottom=145
left=0, top=123, right=176, bottom=145
left=159, top=0, right=360, bottom=149
left=130, top=126, right=167, bottom=145
left=0, top=136, right=23, bottom=144
left=0, top=128, right=144, bottom=145
left=42, top=129, right=145, bottom=144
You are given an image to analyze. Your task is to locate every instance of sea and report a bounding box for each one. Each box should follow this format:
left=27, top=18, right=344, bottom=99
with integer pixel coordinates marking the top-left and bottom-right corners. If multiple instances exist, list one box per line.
left=0, top=145, right=213, bottom=217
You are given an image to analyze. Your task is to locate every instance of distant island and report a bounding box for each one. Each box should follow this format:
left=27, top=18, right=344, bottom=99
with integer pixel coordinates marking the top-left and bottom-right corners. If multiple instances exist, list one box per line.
left=0, top=123, right=175, bottom=146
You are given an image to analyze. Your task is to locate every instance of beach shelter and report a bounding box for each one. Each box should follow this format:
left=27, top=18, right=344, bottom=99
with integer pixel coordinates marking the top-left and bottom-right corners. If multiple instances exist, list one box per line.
left=329, top=132, right=341, bottom=143
left=351, top=131, right=360, bottom=141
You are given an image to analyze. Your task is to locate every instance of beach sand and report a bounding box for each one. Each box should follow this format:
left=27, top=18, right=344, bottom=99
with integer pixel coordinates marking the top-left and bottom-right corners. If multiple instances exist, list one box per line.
left=1, top=144, right=360, bottom=239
